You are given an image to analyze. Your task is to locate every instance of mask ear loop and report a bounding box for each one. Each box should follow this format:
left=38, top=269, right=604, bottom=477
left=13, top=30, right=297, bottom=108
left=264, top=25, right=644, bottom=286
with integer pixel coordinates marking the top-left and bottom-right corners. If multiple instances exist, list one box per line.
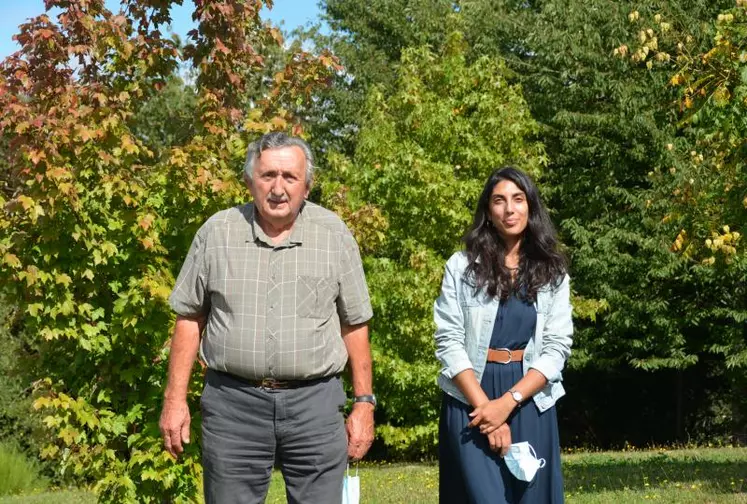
left=346, top=463, right=360, bottom=477
left=527, top=443, right=547, bottom=468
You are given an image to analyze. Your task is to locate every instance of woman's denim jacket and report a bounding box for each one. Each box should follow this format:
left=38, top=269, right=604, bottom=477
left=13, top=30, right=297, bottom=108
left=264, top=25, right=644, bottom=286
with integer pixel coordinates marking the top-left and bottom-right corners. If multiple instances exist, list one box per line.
left=434, top=252, right=574, bottom=412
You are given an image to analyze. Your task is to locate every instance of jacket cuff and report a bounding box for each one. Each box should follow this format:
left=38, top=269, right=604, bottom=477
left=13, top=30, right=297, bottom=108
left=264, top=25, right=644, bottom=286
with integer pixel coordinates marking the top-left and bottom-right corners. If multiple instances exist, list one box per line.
left=529, top=356, right=562, bottom=383
left=440, top=355, right=474, bottom=379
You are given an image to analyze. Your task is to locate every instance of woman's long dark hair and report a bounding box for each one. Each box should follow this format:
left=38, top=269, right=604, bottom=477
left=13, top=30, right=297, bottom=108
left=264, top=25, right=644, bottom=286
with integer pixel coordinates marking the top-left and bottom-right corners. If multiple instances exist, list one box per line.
left=464, top=167, right=567, bottom=301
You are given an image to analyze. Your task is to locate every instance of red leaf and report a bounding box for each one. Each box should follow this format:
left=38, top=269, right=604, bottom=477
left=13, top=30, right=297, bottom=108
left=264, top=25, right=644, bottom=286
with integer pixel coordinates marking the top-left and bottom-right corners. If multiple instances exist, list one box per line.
left=37, top=29, right=55, bottom=40
left=215, top=38, right=230, bottom=55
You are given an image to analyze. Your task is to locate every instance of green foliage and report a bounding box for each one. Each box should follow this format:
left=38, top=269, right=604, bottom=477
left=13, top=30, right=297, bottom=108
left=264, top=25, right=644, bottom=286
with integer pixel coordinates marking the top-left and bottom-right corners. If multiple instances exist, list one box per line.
left=296, top=0, right=459, bottom=155
left=318, top=34, right=546, bottom=457
left=631, top=3, right=747, bottom=439
left=0, top=0, right=337, bottom=501
left=319, top=0, right=738, bottom=372
left=0, top=303, right=47, bottom=465
left=129, top=75, right=198, bottom=159
left=0, top=443, right=48, bottom=496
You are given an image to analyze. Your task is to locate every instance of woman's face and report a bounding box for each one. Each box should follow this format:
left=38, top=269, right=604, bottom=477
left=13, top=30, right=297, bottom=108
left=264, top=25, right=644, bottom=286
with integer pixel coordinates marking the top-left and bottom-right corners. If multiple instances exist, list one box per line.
left=488, top=179, right=529, bottom=240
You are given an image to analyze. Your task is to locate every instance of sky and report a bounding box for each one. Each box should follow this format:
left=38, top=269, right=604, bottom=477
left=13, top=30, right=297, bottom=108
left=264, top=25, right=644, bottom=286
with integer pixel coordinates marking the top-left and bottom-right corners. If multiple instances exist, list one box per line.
left=0, top=0, right=324, bottom=61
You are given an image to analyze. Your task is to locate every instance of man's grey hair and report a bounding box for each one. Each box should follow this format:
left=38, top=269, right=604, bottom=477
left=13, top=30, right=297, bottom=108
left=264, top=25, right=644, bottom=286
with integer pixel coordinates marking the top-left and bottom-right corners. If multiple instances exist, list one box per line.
left=243, top=132, right=315, bottom=186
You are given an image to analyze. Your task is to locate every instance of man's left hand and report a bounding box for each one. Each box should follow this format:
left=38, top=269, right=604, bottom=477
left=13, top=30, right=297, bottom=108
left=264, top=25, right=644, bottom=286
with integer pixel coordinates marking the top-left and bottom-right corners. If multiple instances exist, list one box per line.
left=346, top=403, right=374, bottom=461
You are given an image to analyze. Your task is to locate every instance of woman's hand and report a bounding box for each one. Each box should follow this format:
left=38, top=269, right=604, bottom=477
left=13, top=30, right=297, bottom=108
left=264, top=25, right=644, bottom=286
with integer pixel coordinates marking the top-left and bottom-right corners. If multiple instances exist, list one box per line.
left=487, top=423, right=512, bottom=456
left=468, top=394, right=516, bottom=434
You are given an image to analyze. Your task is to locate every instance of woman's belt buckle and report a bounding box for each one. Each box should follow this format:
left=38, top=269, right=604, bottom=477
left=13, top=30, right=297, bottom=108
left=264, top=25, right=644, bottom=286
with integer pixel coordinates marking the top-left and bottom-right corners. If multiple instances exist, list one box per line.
left=495, top=347, right=513, bottom=364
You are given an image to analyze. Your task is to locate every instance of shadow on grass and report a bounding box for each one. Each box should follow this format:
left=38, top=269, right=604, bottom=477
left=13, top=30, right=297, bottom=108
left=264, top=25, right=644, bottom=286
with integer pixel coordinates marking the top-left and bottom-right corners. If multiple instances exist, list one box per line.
left=564, top=452, right=747, bottom=495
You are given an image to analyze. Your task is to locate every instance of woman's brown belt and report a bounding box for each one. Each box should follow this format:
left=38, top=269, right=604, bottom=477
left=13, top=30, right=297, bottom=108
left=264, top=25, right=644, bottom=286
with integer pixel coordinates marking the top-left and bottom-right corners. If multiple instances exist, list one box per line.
left=486, top=348, right=524, bottom=364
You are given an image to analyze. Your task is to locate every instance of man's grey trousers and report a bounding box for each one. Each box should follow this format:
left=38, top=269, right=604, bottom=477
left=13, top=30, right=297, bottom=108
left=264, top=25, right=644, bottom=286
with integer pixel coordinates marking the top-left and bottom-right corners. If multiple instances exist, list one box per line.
left=201, top=369, right=348, bottom=504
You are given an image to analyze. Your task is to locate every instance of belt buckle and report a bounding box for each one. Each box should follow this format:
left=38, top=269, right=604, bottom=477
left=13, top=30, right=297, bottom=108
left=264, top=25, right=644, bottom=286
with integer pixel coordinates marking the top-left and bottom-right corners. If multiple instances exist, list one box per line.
left=260, top=378, right=288, bottom=390
left=496, top=348, right=512, bottom=364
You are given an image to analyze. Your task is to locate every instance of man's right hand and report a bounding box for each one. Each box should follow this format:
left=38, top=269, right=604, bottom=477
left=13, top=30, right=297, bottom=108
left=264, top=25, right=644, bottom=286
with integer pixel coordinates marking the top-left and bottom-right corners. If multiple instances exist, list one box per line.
left=159, top=397, right=191, bottom=458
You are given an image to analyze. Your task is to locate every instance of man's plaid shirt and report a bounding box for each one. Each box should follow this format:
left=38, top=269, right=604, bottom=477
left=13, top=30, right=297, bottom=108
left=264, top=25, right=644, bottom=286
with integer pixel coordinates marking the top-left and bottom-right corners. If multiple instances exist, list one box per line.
left=169, top=201, right=373, bottom=380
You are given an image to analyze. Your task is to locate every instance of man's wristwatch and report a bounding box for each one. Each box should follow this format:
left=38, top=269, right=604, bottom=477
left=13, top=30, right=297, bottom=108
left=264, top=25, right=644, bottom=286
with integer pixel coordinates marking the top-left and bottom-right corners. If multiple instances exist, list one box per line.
left=508, top=389, right=523, bottom=404
left=353, top=394, right=377, bottom=408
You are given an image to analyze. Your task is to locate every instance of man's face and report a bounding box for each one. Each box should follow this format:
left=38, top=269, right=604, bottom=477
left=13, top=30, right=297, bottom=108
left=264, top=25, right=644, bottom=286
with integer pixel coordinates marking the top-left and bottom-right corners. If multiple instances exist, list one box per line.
left=247, top=146, right=310, bottom=230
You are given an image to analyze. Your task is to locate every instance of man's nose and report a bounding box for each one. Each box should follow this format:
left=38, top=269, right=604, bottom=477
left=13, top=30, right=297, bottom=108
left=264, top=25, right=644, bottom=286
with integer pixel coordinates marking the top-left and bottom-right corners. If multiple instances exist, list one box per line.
left=270, top=175, right=284, bottom=194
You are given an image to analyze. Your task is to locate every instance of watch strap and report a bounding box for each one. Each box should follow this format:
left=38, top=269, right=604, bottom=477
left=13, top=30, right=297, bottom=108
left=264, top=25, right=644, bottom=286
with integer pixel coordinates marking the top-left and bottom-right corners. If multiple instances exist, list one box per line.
left=353, top=394, right=377, bottom=407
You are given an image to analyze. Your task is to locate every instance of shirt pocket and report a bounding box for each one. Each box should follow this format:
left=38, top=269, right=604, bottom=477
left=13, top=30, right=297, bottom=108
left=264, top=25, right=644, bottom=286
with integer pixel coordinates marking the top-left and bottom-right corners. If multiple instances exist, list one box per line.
left=296, top=275, right=337, bottom=319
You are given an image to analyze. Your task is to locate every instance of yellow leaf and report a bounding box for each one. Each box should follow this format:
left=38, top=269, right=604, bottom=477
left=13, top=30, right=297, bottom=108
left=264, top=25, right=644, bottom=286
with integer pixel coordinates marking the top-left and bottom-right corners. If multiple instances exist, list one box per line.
left=76, top=126, right=92, bottom=142
left=17, top=195, right=34, bottom=211
left=138, top=214, right=155, bottom=231
left=59, top=427, right=78, bottom=445
left=3, top=253, right=21, bottom=268
left=47, top=167, right=70, bottom=180
left=31, top=205, right=45, bottom=222
left=33, top=397, right=51, bottom=410
left=55, top=273, right=72, bottom=287
left=101, top=241, right=118, bottom=257
left=27, top=303, right=44, bottom=317
left=28, top=150, right=46, bottom=165
left=40, top=445, right=59, bottom=459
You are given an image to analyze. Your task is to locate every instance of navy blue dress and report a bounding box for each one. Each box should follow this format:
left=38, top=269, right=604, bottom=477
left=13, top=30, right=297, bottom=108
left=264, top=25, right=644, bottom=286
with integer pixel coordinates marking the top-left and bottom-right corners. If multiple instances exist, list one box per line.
left=439, top=294, right=564, bottom=503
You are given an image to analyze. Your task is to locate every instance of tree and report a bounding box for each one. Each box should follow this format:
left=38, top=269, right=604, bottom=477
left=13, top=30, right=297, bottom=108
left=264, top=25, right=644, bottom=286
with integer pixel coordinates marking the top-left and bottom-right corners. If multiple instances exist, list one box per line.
left=0, top=0, right=337, bottom=500
left=622, top=1, right=747, bottom=440
left=129, top=74, right=198, bottom=160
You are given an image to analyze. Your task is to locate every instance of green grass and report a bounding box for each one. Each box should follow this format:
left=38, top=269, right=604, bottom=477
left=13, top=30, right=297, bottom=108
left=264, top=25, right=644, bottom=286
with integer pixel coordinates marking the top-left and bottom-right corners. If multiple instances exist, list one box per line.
left=0, top=443, right=48, bottom=497
left=1, top=447, right=744, bottom=503
left=265, top=447, right=747, bottom=504
left=265, top=463, right=439, bottom=504
left=563, top=447, right=747, bottom=503
left=0, top=491, right=95, bottom=504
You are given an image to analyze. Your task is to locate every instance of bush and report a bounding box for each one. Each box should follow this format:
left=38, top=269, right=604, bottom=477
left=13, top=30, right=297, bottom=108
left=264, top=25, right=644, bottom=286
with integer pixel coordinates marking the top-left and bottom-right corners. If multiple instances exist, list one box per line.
left=0, top=443, right=48, bottom=496
left=0, top=303, right=47, bottom=463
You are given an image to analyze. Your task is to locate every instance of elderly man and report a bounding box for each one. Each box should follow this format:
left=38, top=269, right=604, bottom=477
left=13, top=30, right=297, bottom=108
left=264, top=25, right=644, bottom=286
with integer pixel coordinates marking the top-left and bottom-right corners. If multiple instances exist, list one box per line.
left=159, top=132, right=375, bottom=504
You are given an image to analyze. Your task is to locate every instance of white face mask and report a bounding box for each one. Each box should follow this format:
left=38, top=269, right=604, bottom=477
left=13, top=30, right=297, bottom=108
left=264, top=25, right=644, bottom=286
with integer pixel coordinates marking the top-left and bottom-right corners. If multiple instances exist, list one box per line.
left=341, top=464, right=360, bottom=504
left=504, top=441, right=546, bottom=482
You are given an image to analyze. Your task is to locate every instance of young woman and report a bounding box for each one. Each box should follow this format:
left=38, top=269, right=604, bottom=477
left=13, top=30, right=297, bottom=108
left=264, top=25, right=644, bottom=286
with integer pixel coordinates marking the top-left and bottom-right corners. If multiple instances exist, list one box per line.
left=434, top=167, right=573, bottom=503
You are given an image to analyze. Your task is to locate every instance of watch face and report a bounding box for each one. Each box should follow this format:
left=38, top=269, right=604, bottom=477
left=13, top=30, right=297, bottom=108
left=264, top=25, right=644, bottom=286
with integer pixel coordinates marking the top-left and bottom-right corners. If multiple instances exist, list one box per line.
left=511, top=391, right=523, bottom=402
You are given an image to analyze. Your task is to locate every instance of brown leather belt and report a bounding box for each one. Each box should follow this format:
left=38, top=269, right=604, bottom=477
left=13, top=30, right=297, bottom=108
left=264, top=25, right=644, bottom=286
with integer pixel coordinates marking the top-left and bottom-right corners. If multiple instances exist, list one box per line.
left=487, top=348, right=524, bottom=364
